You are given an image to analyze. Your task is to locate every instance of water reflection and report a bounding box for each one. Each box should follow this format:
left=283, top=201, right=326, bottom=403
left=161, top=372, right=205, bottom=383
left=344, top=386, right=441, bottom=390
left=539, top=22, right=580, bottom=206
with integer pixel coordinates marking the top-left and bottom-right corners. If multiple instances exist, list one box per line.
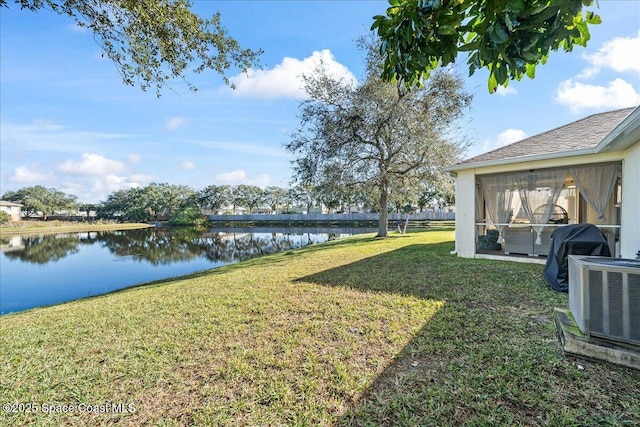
left=1, top=226, right=371, bottom=265
left=0, top=226, right=375, bottom=314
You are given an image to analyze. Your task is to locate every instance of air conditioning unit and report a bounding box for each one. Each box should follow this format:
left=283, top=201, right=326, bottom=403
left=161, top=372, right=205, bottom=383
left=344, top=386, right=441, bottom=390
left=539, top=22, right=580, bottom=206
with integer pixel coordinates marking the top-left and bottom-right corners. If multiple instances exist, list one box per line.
left=568, top=255, right=640, bottom=346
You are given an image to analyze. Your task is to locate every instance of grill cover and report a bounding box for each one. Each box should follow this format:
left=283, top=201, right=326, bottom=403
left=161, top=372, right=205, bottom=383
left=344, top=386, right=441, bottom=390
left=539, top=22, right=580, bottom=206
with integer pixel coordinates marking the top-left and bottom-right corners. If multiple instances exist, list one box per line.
left=543, top=224, right=611, bottom=292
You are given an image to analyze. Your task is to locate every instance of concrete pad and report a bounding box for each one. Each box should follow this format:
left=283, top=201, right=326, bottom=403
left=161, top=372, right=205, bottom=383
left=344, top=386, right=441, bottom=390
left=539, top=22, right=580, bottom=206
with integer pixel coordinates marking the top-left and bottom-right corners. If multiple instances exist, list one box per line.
left=554, top=308, right=640, bottom=370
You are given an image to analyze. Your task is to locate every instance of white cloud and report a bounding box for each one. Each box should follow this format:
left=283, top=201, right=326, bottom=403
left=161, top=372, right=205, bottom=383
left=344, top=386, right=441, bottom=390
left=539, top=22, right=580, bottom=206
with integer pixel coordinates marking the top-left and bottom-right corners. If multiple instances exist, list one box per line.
left=228, top=49, right=357, bottom=99
left=495, top=85, right=517, bottom=96
left=555, top=78, right=640, bottom=113
left=216, top=169, right=270, bottom=187
left=581, top=31, right=640, bottom=78
left=129, top=173, right=155, bottom=183
left=92, top=175, right=140, bottom=194
left=128, top=154, right=142, bottom=163
left=497, top=129, right=527, bottom=146
left=482, top=128, right=527, bottom=153
left=216, top=169, right=247, bottom=183
left=59, top=153, right=126, bottom=176
left=178, top=160, right=196, bottom=170
left=165, top=116, right=187, bottom=130
left=10, top=166, right=55, bottom=183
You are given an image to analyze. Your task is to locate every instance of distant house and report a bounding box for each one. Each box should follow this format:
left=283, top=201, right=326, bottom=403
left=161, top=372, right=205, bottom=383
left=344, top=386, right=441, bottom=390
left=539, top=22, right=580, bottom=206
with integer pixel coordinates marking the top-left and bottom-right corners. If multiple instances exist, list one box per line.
left=0, top=201, right=23, bottom=222
left=446, top=106, right=640, bottom=262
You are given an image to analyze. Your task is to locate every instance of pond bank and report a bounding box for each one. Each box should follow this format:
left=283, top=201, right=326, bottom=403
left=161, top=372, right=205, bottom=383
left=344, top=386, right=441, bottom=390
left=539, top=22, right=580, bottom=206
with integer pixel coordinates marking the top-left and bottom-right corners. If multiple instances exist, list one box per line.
left=0, top=222, right=153, bottom=236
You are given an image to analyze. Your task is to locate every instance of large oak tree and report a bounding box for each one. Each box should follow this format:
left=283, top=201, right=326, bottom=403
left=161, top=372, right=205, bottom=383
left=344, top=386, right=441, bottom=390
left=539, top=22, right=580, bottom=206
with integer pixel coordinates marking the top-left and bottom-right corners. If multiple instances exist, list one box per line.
left=285, top=37, right=471, bottom=237
left=2, top=185, right=77, bottom=219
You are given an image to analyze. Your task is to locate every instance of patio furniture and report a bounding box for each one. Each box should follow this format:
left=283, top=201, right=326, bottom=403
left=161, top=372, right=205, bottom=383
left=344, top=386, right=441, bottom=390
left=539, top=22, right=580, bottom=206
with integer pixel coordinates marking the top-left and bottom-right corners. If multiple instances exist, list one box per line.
left=504, top=226, right=554, bottom=256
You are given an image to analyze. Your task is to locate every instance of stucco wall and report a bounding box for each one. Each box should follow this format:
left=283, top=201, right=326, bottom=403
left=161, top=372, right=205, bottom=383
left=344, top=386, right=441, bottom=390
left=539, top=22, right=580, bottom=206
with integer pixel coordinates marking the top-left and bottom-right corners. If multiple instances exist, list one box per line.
left=0, top=205, right=21, bottom=221
left=621, top=142, right=640, bottom=258
left=453, top=169, right=477, bottom=258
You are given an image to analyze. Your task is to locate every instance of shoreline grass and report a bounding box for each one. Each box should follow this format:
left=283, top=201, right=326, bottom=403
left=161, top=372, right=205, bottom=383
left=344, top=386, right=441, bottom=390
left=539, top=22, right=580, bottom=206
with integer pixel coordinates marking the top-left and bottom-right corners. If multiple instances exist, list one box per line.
left=0, top=221, right=153, bottom=236
left=0, top=230, right=638, bottom=426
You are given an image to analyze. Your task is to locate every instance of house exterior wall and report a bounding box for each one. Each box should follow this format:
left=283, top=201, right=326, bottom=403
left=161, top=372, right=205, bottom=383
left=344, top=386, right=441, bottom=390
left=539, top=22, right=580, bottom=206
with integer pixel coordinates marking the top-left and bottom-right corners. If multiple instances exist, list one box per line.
left=621, top=142, right=640, bottom=258
left=0, top=203, right=22, bottom=221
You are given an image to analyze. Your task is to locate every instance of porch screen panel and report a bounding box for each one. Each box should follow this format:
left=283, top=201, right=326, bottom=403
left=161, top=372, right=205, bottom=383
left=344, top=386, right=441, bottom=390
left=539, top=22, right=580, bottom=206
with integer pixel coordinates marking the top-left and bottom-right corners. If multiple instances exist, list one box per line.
left=569, top=163, right=619, bottom=220
left=515, top=169, right=567, bottom=245
left=479, top=175, right=519, bottom=244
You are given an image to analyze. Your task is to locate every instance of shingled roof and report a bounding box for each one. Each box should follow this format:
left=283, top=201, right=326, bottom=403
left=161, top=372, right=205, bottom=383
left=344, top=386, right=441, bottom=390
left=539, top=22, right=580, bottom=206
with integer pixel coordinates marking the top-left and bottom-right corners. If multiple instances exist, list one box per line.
left=454, top=107, right=635, bottom=168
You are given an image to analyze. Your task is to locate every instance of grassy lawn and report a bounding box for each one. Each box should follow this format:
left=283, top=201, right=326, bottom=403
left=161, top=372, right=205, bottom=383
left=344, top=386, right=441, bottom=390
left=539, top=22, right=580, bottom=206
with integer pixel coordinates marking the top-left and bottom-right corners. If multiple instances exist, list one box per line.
left=0, top=229, right=638, bottom=426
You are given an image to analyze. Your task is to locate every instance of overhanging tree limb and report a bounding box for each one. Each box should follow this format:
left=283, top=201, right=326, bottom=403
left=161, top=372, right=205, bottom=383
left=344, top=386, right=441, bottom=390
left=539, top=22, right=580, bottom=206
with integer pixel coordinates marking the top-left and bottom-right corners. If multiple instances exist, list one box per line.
left=3, top=0, right=262, bottom=95
left=372, top=0, right=601, bottom=92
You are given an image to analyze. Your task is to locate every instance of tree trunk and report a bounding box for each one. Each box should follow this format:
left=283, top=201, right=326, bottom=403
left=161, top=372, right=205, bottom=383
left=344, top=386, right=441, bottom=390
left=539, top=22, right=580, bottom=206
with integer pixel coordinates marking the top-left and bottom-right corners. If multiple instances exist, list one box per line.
left=377, top=189, right=388, bottom=237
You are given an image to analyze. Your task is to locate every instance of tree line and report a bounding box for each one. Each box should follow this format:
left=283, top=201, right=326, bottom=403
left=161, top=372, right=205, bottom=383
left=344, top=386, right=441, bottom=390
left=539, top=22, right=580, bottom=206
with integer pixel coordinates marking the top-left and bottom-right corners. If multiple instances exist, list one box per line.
left=1, top=180, right=453, bottom=225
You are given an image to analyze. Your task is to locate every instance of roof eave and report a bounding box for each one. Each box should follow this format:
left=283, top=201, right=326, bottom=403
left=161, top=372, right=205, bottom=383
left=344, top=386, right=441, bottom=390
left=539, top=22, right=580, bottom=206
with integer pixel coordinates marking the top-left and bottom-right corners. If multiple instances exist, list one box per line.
left=445, top=147, right=598, bottom=173
left=596, top=105, right=640, bottom=152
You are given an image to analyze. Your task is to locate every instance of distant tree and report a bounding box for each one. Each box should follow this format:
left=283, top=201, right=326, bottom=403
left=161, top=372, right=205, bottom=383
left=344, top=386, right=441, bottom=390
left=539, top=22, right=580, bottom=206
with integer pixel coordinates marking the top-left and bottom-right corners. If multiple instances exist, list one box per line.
left=99, top=187, right=143, bottom=220
left=78, top=203, right=99, bottom=220
left=314, top=166, right=356, bottom=213
left=354, top=184, right=379, bottom=213
left=142, top=183, right=196, bottom=221
left=285, top=36, right=471, bottom=237
left=417, top=178, right=455, bottom=210
left=1, top=0, right=261, bottom=95
left=232, top=185, right=265, bottom=214
left=100, top=183, right=196, bottom=222
left=2, top=185, right=77, bottom=220
left=264, top=186, right=288, bottom=214
left=372, top=0, right=601, bottom=92
left=290, top=183, right=319, bottom=214
left=197, top=185, right=231, bottom=213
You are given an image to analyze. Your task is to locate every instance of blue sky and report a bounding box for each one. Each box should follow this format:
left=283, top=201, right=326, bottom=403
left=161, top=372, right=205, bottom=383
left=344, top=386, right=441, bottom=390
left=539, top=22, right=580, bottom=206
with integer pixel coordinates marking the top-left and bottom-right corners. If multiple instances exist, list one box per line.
left=1, top=1, right=639, bottom=203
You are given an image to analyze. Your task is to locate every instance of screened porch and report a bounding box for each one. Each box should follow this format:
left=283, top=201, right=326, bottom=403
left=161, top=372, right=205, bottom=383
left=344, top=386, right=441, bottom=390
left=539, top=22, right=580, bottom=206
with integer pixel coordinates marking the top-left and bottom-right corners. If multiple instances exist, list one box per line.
left=475, top=162, right=622, bottom=258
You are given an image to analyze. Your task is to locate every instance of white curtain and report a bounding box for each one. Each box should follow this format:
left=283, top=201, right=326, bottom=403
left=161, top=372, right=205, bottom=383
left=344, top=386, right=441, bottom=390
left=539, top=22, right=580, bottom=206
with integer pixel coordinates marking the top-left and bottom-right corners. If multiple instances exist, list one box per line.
left=515, top=169, right=568, bottom=245
left=570, top=163, right=619, bottom=221
left=480, top=175, right=519, bottom=244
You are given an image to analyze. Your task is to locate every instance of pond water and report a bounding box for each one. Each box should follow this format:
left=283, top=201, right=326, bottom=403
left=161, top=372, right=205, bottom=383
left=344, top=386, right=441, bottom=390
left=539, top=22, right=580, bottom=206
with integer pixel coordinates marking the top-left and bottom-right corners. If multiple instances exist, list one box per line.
left=0, top=226, right=375, bottom=315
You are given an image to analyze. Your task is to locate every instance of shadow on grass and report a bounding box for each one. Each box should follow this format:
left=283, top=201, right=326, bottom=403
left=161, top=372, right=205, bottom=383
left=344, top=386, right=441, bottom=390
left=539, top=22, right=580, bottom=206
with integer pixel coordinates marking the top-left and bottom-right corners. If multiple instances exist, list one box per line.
left=295, top=241, right=549, bottom=304
left=295, top=242, right=640, bottom=426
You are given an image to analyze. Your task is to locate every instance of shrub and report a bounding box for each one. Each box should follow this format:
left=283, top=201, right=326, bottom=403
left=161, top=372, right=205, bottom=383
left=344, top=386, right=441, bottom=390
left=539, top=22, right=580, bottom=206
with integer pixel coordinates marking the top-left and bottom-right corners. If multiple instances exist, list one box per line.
left=0, top=211, right=11, bottom=225
left=169, top=206, right=208, bottom=226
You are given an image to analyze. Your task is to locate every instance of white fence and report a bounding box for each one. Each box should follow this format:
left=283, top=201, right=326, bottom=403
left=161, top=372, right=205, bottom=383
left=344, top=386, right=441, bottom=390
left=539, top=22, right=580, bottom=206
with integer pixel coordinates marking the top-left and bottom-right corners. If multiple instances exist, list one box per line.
left=209, top=212, right=455, bottom=222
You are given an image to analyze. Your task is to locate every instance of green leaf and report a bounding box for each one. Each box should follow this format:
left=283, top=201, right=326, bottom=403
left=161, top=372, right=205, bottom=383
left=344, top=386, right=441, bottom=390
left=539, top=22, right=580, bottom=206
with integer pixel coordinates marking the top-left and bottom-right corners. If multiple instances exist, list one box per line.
left=488, top=23, right=509, bottom=44
left=525, top=62, right=535, bottom=79
left=438, top=25, right=457, bottom=35
left=488, top=70, right=498, bottom=93
left=521, top=50, right=537, bottom=61
left=506, top=0, right=526, bottom=13
left=585, top=11, right=601, bottom=25
left=531, top=5, right=561, bottom=22
left=494, top=64, right=507, bottom=85
left=458, top=40, right=480, bottom=52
